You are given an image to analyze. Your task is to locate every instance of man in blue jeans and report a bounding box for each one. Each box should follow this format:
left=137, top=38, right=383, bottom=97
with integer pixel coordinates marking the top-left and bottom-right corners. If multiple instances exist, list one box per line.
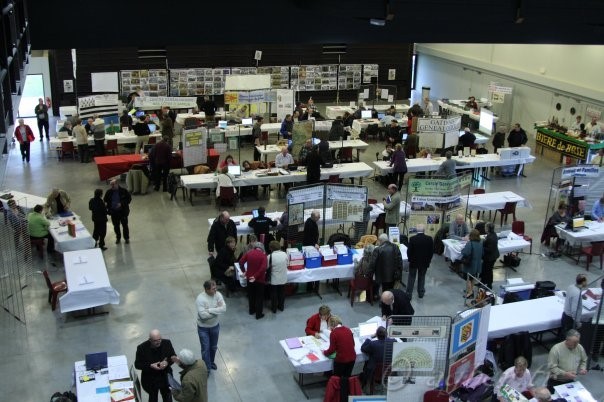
left=196, top=280, right=226, bottom=375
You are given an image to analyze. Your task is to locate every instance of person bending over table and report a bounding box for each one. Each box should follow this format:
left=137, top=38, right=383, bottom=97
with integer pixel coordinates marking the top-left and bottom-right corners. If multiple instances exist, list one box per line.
left=248, top=206, right=277, bottom=250
left=360, top=326, right=393, bottom=389
left=305, top=305, right=332, bottom=338
left=495, top=356, right=533, bottom=401
left=561, top=274, right=588, bottom=335
left=322, top=315, right=356, bottom=378
left=211, top=236, right=237, bottom=292
left=302, top=210, right=321, bottom=247
left=134, top=329, right=176, bottom=402
left=27, top=204, right=55, bottom=255
left=380, top=289, right=414, bottom=324
left=240, top=242, right=268, bottom=320
left=547, top=329, right=587, bottom=393
left=461, top=229, right=483, bottom=299
left=45, top=188, right=71, bottom=216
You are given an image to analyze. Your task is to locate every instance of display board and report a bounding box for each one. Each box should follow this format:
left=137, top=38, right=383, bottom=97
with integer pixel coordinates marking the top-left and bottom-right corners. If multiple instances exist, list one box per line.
left=257, top=66, right=290, bottom=89
left=291, top=65, right=338, bottom=91
left=338, top=64, right=362, bottom=90
left=169, top=68, right=213, bottom=96
left=133, top=96, right=197, bottom=110
left=181, top=128, right=207, bottom=167
left=120, top=69, right=168, bottom=97
left=91, top=72, right=119, bottom=93
left=225, top=74, right=271, bottom=91
left=416, top=116, right=462, bottom=149
left=363, top=64, right=379, bottom=84
left=275, top=89, right=295, bottom=121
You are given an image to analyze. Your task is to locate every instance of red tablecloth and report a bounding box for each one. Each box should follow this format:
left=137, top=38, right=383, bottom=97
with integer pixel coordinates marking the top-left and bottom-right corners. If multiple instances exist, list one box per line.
left=95, top=155, right=147, bottom=181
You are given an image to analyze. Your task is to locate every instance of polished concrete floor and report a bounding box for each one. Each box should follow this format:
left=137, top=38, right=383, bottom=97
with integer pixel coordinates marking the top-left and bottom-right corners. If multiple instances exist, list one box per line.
left=1, top=114, right=603, bottom=402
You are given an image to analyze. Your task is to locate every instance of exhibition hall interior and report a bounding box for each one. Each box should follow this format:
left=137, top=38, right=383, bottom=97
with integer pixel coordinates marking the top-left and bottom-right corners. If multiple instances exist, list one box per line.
left=0, top=1, right=603, bottom=401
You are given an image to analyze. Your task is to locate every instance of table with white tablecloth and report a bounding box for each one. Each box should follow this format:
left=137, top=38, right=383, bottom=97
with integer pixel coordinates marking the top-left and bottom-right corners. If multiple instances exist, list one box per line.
left=49, top=215, right=95, bottom=253
left=60, top=248, right=120, bottom=313
left=442, top=235, right=531, bottom=262
left=463, top=191, right=531, bottom=211
left=325, top=106, right=356, bottom=120
left=0, top=190, right=47, bottom=211
left=437, top=100, right=499, bottom=122
left=256, top=139, right=368, bottom=162
left=555, top=221, right=604, bottom=245
left=74, top=355, right=133, bottom=402
left=49, top=131, right=162, bottom=148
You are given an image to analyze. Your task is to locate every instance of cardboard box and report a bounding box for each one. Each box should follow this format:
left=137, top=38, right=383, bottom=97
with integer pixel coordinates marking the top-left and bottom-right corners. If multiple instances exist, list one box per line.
left=497, top=146, right=530, bottom=160
left=67, top=221, right=76, bottom=237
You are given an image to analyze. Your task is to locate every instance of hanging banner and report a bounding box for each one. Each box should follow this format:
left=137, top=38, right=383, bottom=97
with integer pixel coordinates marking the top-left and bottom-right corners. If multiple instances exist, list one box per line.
left=416, top=116, right=461, bottom=133
left=287, top=186, right=324, bottom=205
left=224, top=92, right=239, bottom=104
left=408, top=177, right=461, bottom=197
left=536, top=128, right=588, bottom=160
left=561, top=166, right=600, bottom=178
left=134, top=96, right=197, bottom=109
left=182, top=128, right=207, bottom=167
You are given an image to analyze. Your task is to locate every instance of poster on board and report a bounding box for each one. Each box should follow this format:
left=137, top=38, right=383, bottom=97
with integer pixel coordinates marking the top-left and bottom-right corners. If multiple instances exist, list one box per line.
left=182, top=128, right=207, bottom=167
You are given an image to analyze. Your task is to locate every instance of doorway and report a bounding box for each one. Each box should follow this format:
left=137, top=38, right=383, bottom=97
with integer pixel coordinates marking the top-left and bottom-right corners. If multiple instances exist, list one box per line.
left=18, top=74, right=44, bottom=118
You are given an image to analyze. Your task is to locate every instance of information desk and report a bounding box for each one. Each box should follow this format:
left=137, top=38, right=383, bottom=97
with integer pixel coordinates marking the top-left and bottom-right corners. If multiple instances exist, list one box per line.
left=463, top=191, right=531, bottom=211
left=535, top=127, right=604, bottom=162
left=94, top=152, right=183, bottom=181
left=49, top=131, right=162, bottom=148
left=555, top=221, right=604, bottom=245
left=49, top=215, right=95, bottom=253
left=0, top=190, right=46, bottom=211
left=74, top=355, right=133, bottom=402
left=442, top=235, right=531, bottom=262
left=181, top=162, right=374, bottom=204
left=60, top=248, right=120, bottom=314
left=372, top=153, right=536, bottom=175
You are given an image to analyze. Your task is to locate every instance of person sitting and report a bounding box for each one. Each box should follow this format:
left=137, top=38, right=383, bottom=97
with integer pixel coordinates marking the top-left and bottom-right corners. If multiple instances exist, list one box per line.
left=342, top=111, right=354, bottom=127
left=218, top=154, right=238, bottom=170
left=354, top=244, right=375, bottom=278
left=275, top=146, right=294, bottom=169
left=215, top=166, right=236, bottom=199
left=45, top=188, right=71, bottom=216
left=458, top=127, right=476, bottom=150
left=435, top=151, right=467, bottom=177
left=328, top=117, right=345, bottom=141
left=239, top=160, right=258, bottom=199
left=211, top=236, right=237, bottom=291
left=381, top=144, right=393, bottom=161
left=27, top=204, right=55, bottom=255
left=495, top=356, right=533, bottom=401
left=386, top=120, right=402, bottom=146
left=305, top=305, right=332, bottom=338
left=541, top=202, right=570, bottom=249
left=533, top=387, right=567, bottom=402
left=449, top=214, right=470, bottom=240
left=318, top=138, right=332, bottom=165
left=466, top=96, right=479, bottom=110
left=591, top=195, right=604, bottom=222
left=58, top=120, right=72, bottom=136
left=380, top=110, right=396, bottom=127
left=360, top=326, right=393, bottom=388
left=119, top=110, right=133, bottom=131
left=248, top=206, right=277, bottom=250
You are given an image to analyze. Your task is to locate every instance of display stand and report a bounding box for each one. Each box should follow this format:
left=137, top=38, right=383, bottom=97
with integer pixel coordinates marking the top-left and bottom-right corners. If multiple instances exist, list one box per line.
left=415, top=116, right=461, bottom=154
left=382, top=315, right=452, bottom=402
left=181, top=127, right=207, bottom=168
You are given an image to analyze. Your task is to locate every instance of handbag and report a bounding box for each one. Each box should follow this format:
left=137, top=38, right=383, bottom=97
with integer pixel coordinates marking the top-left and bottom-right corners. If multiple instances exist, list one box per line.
left=265, top=254, right=272, bottom=283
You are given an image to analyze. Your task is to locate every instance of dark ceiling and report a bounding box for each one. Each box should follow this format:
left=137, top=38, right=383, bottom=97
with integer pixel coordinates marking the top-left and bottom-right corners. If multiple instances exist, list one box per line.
left=28, top=0, right=604, bottom=49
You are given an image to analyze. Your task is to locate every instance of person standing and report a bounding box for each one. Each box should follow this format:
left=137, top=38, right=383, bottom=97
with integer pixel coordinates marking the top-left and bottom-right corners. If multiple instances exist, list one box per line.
left=103, top=179, right=132, bottom=244
left=34, top=98, right=49, bottom=141
left=14, top=118, right=35, bottom=163
left=196, top=280, right=226, bottom=374
left=134, top=114, right=152, bottom=153
left=6, top=200, right=27, bottom=247
left=268, top=240, right=288, bottom=313
left=73, top=118, right=89, bottom=163
left=252, top=116, right=263, bottom=161
left=211, top=237, right=237, bottom=291
left=89, top=189, right=108, bottom=251
left=370, top=234, right=404, bottom=294
left=239, top=242, right=268, bottom=319
left=561, top=274, right=588, bottom=335
left=383, top=184, right=401, bottom=229
left=207, top=211, right=237, bottom=256
left=152, top=136, right=172, bottom=192
left=302, top=210, right=321, bottom=247
left=508, top=123, right=528, bottom=148
left=248, top=206, right=277, bottom=249
left=481, top=222, right=499, bottom=289
left=279, top=114, right=293, bottom=140
left=120, top=110, right=133, bottom=131
left=171, top=349, right=208, bottom=402
left=406, top=224, right=434, bottom=300
left=200, top=96, right=217, bottom=122
left=461, top=229, right=483, bottom=299
left=322, top=316, right=356, bottom=377
left=161, top=111, right=174, bottom=143
left=547, top=329, right=587, bottom=392
left=389, top=144, right=407, bottom=190
left=305, top=146, right=322, bottom=184
left=134, top=329, right=176, bottom=402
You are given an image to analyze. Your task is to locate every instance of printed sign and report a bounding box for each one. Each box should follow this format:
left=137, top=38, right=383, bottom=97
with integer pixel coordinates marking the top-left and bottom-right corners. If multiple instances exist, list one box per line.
left=536, top=130, right=588, bottom=160
left=134, top=96, right=197, bottom=109
left=561, top=166, right=600, bottom=178
left=416, top=116, right=461, bottom=133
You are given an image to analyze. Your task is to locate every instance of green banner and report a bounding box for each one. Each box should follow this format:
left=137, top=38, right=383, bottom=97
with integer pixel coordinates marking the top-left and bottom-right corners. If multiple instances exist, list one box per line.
left=408, top=176, right=461, bottom=197
left=535, top=128, right=589, bottom=160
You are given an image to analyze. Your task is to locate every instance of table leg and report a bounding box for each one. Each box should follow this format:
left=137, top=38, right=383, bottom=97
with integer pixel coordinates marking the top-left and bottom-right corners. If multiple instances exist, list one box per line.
left=296, top=373, right=310, bottom=400
left=331, top=278, right=342, bottom=296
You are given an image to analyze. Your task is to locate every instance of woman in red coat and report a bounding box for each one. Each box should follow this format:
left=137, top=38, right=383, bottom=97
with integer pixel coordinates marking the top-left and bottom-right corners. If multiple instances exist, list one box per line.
left=14, top=118, right=35, bottom=163
left=323, top=315, right=357, bottom=377
left=305, top=305, right=331, bottom=337
left=240, top=242, right=267, bottom=320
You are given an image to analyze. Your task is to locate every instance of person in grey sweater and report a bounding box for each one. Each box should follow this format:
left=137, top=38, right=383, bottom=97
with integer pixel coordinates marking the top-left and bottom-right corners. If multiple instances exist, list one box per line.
left=435, top=150, right=468, bottom=177
left=196, top=280, right=226, bottom=373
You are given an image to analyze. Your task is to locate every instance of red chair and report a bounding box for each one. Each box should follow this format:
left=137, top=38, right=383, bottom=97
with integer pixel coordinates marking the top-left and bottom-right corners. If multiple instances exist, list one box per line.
left=105, top=139, right=118, bottom=156
left=577, top=241, right=604, bottom=270
left=58, top=142, right=77, bottom=160
left=339, top=147, right=353, bottom=162
left=218, top=186, right=236, bottom=207
left=512, top=220, right=533, bottom=254
left=348, top=275, right=373, bottom=306
left=423, top=389, right=450, bottom=402
left=328, top=174, right=340, bottom=183
left=493, top=201, right=517, bottom=226
left=148, top=136, right=157, bottom=145
left=371, top=213, right=386, bottom=236
left=43, top=270, right=67, bottom=311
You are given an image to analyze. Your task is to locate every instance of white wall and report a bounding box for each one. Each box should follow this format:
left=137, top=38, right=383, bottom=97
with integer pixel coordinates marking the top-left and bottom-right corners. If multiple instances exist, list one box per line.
left=413, top=44, right=604, bottom=137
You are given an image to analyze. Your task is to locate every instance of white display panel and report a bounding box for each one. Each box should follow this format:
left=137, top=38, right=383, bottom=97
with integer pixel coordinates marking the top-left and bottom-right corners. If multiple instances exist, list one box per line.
left=91, top=72, right=119, bottom=93
left=479, top=109, right=494, bottom=135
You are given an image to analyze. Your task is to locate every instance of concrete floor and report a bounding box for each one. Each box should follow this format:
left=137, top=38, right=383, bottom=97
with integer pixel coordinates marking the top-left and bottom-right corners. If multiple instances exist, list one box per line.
left=1, top=114, right=603, bottom=402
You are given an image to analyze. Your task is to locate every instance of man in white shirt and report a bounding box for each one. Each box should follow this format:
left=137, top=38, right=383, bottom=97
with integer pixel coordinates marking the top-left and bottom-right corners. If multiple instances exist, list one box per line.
left=423, top=97, right=434, bottom=115
left=196, top=280, right=226, bottom=375
left=275, top=146, right=294, bottom=168
left=561, top=274, right=588, bottom=334
left=569, top=115, right=582, bottom=131
left=587, top=116, right=601, bottom=135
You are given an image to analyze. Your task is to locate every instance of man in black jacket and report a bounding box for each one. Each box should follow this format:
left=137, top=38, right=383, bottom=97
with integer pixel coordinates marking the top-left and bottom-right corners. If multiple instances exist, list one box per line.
left=370, top=234, right=403, bottom=294
left=248, top=206, right=277, bottom=250
left=380, top=289, right=414, bottom=322
left=207, top=211, right=237, bottom=255
left=360, top=326, right=393, bottom=388
left=406, top=224, right=434, bottom=300
left=103, top=179, right=132, bottom=244
left=89, top=189, right=108, bottom=251
left=134, top=329, right=176, bottom=402
left=302, top=210, right=321, bottom=246
left=508, top=123, right=528, bottom=147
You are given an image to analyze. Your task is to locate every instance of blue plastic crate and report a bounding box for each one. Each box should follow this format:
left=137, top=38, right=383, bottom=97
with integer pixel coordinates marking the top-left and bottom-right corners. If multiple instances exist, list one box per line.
left=337, top=251, right=353, bottom=265
left=305, top=256, right=322, bottom=268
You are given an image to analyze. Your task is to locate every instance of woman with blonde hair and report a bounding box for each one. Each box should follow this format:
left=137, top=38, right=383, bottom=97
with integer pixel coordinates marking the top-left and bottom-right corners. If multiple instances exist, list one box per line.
left=323, top=315, right=356, bottom=377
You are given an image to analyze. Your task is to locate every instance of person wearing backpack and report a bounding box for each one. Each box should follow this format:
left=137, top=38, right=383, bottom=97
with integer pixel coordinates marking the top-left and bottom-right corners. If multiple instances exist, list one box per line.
left=461, top=229, right=483, bottom=299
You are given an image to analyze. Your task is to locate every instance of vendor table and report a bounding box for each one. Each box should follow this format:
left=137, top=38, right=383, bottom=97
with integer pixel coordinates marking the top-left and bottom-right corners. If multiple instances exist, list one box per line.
left=94, top=152, right=183, bottom=181
left=60, top=248, right=120, bottom=314
left=437, top=100, right=499, bottom=123
left=256, top=139, right=368, bottom=163
left=74, top=355, right=133, bottom=402
left=372, top=153, right=536, bottom=175
left=442, top=234, right=531, bottom=262
left=0, top=190, right=46, bottom=211
left=535, top=127, right=604, bottom=163
left=49, top=131, right=162, bottom=148
left=555, top=221, right=604, bottom=245
left=49, top=215, right=95, bottom=253
left=325, top=106, right=356, bottom=119
left=463, top=191, right=531, bottom=211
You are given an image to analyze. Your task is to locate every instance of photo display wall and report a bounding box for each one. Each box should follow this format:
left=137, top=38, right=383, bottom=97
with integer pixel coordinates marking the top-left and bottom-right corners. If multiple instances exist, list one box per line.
left=120, top=69, right=168, bottom=97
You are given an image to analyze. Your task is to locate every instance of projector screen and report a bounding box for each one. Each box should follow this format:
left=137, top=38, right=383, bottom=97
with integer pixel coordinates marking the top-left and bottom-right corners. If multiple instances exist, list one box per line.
left=478, top=109, right=493, bottom=135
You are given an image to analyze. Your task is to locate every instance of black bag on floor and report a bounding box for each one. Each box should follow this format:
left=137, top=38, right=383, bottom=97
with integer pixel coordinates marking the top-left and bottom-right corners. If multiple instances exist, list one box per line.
left=502, top=253, right=521, bottom=267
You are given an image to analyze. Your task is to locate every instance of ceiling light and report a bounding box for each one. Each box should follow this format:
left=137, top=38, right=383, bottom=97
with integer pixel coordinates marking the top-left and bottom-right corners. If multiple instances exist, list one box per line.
left=369, top=19, right=386, bottom=27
